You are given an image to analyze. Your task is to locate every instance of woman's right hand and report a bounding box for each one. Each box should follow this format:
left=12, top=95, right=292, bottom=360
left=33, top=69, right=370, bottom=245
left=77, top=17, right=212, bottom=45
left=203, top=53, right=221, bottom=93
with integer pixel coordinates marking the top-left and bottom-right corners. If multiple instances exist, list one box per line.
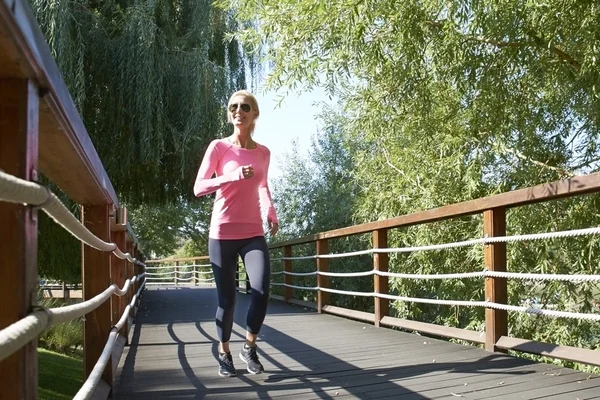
left=240, top=164, right=254, bottom=179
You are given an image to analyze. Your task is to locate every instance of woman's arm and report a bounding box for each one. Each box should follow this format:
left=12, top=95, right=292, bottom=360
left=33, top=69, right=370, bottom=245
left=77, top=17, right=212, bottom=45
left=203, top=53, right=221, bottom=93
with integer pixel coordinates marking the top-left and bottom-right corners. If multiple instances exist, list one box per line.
left=193, top=141, right=244, bottom=197
left=258, top=147, right=279, bottom=234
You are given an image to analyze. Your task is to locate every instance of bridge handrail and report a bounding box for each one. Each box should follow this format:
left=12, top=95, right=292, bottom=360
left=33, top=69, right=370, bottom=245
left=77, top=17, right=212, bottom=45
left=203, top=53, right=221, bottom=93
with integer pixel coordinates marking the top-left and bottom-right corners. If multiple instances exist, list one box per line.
left=0, top=1, right=147, bottom=398
left=267, top=171, right=600, bottom=369
left=74, top=281, right=145, bottom=400
left=0, top=171, right=144, bottom=265
left=270, top=173, right=600, bottom=247
left=0, top=274, right=145, bottom=362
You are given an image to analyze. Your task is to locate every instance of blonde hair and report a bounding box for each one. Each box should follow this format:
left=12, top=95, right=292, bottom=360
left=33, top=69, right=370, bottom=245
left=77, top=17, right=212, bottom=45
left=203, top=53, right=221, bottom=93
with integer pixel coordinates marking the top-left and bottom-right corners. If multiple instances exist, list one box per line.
left=227, top=90, right=260, bottom=134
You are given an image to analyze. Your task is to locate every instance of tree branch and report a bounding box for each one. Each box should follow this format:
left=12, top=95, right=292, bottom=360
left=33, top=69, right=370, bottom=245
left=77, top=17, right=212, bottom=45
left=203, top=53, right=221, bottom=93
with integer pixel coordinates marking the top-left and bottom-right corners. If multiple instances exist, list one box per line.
left=424, top=20, right=582, bottom=71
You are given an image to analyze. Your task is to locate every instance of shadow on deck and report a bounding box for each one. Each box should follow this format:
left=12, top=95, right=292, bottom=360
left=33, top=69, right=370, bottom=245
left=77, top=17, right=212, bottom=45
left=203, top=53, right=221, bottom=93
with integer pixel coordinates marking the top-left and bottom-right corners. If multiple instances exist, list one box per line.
left=114, top=287, right=600, bottom=400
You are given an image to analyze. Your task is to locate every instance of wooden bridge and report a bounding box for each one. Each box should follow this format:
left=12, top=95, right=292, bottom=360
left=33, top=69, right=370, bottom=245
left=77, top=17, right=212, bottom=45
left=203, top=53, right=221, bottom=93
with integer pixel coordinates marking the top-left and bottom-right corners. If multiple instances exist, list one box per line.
left=1, top=1, right=600, bottom=399
left=112, top=285, right=600, bottom=399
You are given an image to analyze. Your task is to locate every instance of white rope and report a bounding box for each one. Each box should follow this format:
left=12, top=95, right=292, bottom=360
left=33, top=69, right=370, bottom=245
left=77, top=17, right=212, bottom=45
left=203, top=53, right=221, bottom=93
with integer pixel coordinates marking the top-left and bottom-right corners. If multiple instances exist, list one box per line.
left=0, top=171, right=144, bottom=267
left=277, top=268, right=600, bottom=282
left=272, top=271, right=284, bottom=275
left=271, top=226, right=600, bottom=261
left=0, top=274, right=145, bottom=361
left=486, top=270, right=600, bottom=282
left=144, top=263, right=211, bottom=270
left=271, top=282, right=318, bottom=291
left=144, top=271, right=175, bottom=276
left=283, top=271, right=318, bottom=277
left=174, top=276, right=195, bottom=282
left=74, top=282, right=145, bottom=400
left=271, top=283, right=600, bottom=321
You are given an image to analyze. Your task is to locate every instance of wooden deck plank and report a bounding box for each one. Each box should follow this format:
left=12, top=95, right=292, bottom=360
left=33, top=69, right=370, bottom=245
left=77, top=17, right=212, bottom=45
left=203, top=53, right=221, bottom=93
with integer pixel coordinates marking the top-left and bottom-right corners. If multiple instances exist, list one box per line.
left=113, top=287, right=600, bottom=399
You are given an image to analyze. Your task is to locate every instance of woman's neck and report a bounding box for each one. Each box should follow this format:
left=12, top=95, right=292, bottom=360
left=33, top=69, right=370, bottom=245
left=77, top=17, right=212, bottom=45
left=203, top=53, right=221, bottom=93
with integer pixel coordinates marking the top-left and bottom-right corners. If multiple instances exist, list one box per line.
left=230, top=129, right=254, bottom=149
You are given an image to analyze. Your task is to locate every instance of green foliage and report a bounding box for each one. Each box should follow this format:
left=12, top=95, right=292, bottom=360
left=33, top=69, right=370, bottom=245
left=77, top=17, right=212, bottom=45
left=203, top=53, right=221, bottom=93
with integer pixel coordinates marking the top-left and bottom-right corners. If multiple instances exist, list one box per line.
left=126, top=197, right=212, bottom=258
left=37, top=296, right=83, bottom=355
left=30, top=0, right=258, bottom=205
left=38, top=348, right=83, bottom=400
left=38, top=180, right=81, bottom=283
left=225, top=0, right=600, bottom=369
left=29, top=0, right=258, bottom=281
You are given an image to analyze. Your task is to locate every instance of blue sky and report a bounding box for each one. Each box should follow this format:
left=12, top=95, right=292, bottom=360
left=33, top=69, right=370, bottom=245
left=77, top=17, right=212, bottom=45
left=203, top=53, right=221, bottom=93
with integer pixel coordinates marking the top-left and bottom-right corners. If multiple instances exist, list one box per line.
left=253, top=86, right=330, bottom=178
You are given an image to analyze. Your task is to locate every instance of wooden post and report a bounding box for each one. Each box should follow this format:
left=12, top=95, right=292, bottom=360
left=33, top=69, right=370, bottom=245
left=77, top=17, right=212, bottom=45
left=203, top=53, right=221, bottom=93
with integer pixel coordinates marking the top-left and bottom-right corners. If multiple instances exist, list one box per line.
left=316, top=239, right=329, bottom=313
left=193, top=263, right=198, bottom=286
left=245, top=259, right=251, bottom=294
left=111, top=228, right=127, bottom=339
left=175, top=260, right=179, bottom=286
left=235, top=259, right=240, bottom=289
left=373, top=229, right=389, bottom=327
left=0, top=79, right=40, bottom=400
left=82, top=204, right=114, bottom=390
left=283, top=245, right=293, bottom=302
left=127, top=240, right=134, bottom=323
left=484, top=208, right=508, bottom=352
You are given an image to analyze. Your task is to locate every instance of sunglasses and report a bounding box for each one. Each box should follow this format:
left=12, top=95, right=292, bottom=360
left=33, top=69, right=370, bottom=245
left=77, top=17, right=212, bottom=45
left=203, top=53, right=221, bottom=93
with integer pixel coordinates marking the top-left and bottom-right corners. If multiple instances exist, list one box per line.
left=228, top=103, right=252, bottom=113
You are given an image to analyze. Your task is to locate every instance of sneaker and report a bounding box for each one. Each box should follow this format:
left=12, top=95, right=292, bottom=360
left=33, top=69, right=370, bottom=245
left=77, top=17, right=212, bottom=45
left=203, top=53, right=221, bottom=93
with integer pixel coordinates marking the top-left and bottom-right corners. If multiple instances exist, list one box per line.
left=239, top=343, right=264, bottom=374
left=218, top=352, right=237, bottom=377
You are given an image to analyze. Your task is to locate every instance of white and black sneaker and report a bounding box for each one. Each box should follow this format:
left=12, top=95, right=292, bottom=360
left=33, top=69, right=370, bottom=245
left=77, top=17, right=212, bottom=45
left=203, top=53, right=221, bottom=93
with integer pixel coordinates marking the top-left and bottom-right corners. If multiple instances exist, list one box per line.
left=239, top=343, right=264, bottom=374
left=218, top=351, right=237, bottom=377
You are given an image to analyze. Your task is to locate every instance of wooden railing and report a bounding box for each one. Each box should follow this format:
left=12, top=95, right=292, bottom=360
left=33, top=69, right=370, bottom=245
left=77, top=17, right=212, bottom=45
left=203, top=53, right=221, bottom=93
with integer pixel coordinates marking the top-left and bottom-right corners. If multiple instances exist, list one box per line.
left=0, top=1, right=145, bottom=398
left=146, top=256, right=251, bottom=291
left=145, top=256, right=213, bottom=286
left=268, top=172, right=600, bottom=368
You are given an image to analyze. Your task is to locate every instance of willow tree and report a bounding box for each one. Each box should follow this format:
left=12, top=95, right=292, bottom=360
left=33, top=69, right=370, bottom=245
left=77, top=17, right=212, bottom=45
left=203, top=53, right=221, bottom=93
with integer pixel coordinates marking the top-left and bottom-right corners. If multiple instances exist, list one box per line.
left=32, top=0, right=257, bottom=279
left=226, top=0, right=600, bottom=363
left=32, top=0, right=256, bottom=203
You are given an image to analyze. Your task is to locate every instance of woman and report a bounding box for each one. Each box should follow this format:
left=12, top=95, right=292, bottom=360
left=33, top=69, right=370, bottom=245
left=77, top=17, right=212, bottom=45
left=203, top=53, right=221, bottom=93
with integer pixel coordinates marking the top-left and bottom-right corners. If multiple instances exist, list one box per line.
left=193, top=90, right=278, bottom=377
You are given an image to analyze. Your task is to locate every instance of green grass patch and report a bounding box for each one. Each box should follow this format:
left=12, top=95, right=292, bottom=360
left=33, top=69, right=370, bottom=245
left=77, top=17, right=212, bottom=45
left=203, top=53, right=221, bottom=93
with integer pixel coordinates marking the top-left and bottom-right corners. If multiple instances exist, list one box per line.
left=38, top=348, right=83, bottom=400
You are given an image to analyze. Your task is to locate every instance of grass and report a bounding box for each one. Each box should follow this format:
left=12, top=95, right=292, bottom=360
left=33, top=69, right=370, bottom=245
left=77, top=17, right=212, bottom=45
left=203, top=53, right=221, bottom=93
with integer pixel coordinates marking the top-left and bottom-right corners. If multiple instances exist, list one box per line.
left=38, top=348, right=83, bottom=400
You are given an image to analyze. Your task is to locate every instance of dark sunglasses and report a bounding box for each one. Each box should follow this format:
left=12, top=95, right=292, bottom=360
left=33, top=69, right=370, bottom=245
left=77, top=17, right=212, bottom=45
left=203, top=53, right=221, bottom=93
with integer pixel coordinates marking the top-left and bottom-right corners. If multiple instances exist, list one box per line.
left=228, top=103, right=252, bottom=113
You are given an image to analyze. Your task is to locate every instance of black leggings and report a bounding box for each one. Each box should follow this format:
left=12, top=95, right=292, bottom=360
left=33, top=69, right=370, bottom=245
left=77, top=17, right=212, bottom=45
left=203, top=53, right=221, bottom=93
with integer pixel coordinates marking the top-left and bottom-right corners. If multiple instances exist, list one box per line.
left=208, top=236, right=270, bottom=343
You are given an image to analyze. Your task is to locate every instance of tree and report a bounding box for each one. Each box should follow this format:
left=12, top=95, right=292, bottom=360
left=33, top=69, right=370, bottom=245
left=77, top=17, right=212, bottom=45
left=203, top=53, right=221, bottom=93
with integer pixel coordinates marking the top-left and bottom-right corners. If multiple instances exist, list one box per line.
left=225, top=0, right=600, bottom=364
left=126, top=197, right=213, bottom=259
left=32, top=0, right=258, bottom=280
left=31, top=0, right=258, bottom=204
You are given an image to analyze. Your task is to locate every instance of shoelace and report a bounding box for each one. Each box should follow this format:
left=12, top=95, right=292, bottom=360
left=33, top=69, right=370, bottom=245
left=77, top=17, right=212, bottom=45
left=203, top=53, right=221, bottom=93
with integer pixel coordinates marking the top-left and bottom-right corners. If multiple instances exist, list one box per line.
left=246, top=346, right=259, bottom=362
left=221, top=353, right=234, bottom=367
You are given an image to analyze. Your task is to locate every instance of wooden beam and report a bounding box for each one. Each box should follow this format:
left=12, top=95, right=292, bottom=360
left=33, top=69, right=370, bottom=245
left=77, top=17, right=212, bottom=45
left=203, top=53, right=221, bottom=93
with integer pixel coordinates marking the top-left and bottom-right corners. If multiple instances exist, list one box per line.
left=0, top=78, right=39, bottom=400
left=316, top=239, right=329, bottom=313
left=283, top=246, right=293, bottom=302
left=0, top=1, right=119, bottom=205
left=322, top=305, right=375, bottom=324
left=381, top=316, right=485, bottom=344
left=373, top=229, right=389, bottom=327
left=270, top=172, right=600, bottom=248
left=484, top=208, right=508, bottom=352
left=496, top=336, right=600, bottom=367
left=82, top=204, right=114, bottom=392
left=110, top=229, right=127, bottom=340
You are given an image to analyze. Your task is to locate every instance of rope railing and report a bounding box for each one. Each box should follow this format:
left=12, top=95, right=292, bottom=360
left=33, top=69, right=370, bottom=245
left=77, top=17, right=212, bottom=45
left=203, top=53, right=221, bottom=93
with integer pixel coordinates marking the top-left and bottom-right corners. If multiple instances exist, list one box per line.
left=74, top=281, right=146, bottom=400
left=145, top=263, right=211, bottom=269
left=0, top=171, right=144, bottom=266
left=0, top=273, right=145, bottom=362
left=271, top=282, right=600, bottom=321
left=144, top=270, right=214, bottom=276
left=270, top=225, right=600, bottom=324
left=271, top=226, right=600, bottom=261
left=275, top=268, right=600, bottom=282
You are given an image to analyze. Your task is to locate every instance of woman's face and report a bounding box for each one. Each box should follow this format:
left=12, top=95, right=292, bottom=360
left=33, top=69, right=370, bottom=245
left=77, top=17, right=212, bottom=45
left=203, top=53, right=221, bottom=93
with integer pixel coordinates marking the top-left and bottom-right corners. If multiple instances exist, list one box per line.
left=228, top=96, right=258, bottom=128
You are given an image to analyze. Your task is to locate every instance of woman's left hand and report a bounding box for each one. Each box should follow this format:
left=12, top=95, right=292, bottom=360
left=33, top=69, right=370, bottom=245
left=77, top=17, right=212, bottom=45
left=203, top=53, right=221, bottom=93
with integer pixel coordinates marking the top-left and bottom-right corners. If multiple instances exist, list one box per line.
left=269, top=221, right=279, bottom=236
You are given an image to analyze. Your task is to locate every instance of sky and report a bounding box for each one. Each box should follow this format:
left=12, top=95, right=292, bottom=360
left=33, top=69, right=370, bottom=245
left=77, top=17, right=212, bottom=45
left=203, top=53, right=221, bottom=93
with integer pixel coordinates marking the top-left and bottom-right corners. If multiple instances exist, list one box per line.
left=252, top=86, right=331, bottom=179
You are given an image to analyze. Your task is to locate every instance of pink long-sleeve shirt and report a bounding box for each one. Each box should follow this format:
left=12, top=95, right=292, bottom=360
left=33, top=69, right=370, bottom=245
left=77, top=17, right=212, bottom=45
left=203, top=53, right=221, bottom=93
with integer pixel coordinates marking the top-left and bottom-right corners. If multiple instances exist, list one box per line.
left=193, top=139, right=278, bottom=240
